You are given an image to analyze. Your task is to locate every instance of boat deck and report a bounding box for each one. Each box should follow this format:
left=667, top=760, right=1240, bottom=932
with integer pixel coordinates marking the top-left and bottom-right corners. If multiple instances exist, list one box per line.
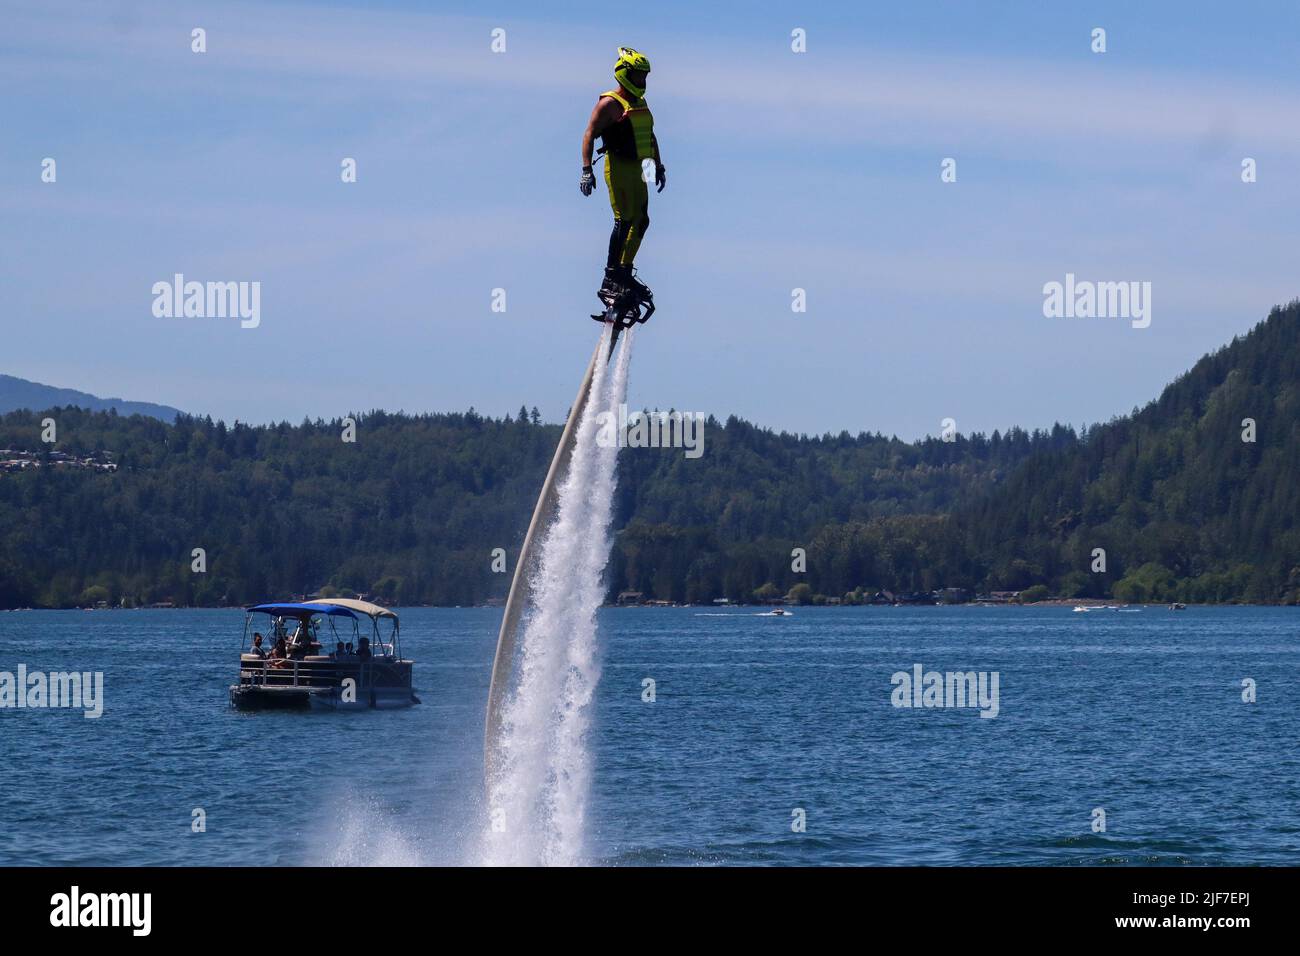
left=230, top=655, right=418, bottom=710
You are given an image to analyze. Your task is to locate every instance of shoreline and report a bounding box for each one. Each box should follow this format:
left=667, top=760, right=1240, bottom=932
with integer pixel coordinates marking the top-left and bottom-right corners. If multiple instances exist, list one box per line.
left=3, top=600, right=1288, bottom=612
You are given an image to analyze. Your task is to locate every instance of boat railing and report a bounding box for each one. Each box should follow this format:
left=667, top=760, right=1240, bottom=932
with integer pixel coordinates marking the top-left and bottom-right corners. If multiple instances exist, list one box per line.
left=238, top=656, right=406, bottom=689
left=239, top=657, right=356, bottom=688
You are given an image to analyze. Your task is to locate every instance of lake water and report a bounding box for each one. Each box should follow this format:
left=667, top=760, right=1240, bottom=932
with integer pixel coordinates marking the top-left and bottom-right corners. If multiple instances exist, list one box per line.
left=1, top=606, right=1296, bottom=866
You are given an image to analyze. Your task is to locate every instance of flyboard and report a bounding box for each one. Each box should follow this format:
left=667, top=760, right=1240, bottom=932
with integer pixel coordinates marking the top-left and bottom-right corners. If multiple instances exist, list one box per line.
left=483, top=289, right=652, bottom=782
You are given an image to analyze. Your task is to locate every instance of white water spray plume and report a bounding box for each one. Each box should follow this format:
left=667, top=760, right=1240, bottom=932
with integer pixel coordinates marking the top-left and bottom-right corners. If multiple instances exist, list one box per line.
left=483, top=327, right=634, bottom=865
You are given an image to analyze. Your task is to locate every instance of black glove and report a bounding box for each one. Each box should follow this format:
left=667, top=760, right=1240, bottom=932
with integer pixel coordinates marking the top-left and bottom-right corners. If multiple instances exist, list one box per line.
left=655, top=163, right=667, bottom=193
left=579, top=166, right=596, bottom=196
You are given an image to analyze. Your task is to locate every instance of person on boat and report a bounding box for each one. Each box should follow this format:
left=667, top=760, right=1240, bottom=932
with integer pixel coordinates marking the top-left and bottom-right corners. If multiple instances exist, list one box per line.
left=268, top=635, right=290, bottom=668
left=579, top=47, right=665, bottom=310
left=287, top=620, right=312, bottom=659
left=334, top=640, right=346, bottom=659
left=356, top=636, right=372, bottom=662
left=249, top=633, right=268, bottom=658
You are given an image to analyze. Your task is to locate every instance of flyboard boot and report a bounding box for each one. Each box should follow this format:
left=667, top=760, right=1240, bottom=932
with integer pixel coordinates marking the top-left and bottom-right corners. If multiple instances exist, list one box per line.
left=592, top=265, right=655, bottom=357
left=593, top=265, right=655, bottom=325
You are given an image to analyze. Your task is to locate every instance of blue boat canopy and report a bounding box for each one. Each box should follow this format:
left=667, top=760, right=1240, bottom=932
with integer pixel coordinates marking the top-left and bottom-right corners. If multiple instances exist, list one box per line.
left=245, top=602, right=357, bottom=619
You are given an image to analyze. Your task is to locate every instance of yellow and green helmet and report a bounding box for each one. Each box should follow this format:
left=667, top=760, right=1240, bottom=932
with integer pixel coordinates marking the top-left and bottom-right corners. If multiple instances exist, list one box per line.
left=614, top=46, right=651, bottom=98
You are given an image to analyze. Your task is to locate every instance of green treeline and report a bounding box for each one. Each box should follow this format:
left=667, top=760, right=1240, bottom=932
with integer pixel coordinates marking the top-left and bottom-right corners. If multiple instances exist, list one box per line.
left=1, top=302, right=1298, bottom=608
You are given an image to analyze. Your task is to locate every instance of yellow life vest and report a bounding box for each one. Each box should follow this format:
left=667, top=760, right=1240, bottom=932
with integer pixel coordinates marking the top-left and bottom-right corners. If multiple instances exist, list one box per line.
left=599, top=88, right=655, bottom=162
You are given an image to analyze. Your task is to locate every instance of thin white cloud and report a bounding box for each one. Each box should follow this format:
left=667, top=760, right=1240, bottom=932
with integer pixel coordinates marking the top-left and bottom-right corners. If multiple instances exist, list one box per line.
left=8, top=0, right=1300, bottom=157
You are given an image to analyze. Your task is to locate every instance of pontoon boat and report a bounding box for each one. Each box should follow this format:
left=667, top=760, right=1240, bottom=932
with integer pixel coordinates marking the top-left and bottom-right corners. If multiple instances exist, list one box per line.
left=229, top=600, right=418, bottom=711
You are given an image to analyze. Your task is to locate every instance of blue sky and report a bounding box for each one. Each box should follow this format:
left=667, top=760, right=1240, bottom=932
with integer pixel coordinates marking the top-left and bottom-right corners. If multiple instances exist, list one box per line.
left=3, top=0, right=1299, bottom=438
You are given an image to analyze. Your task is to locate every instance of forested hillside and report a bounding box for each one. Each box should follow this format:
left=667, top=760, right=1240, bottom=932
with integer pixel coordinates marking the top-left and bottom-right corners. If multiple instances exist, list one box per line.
left=962, top=301, right=1300, bottom=604
left=1, top=301, right=1297, bottom=607
left=0, top=407, right=1049, bottom=608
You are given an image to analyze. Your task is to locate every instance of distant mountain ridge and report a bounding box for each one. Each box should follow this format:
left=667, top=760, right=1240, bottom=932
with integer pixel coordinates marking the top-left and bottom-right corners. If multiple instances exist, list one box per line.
left=0, top=374, right=182, bottom=422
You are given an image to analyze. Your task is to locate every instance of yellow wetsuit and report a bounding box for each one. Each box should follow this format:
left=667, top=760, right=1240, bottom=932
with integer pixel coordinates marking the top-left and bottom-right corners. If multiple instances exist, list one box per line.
left=599, top=88, right=655, bottom=269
